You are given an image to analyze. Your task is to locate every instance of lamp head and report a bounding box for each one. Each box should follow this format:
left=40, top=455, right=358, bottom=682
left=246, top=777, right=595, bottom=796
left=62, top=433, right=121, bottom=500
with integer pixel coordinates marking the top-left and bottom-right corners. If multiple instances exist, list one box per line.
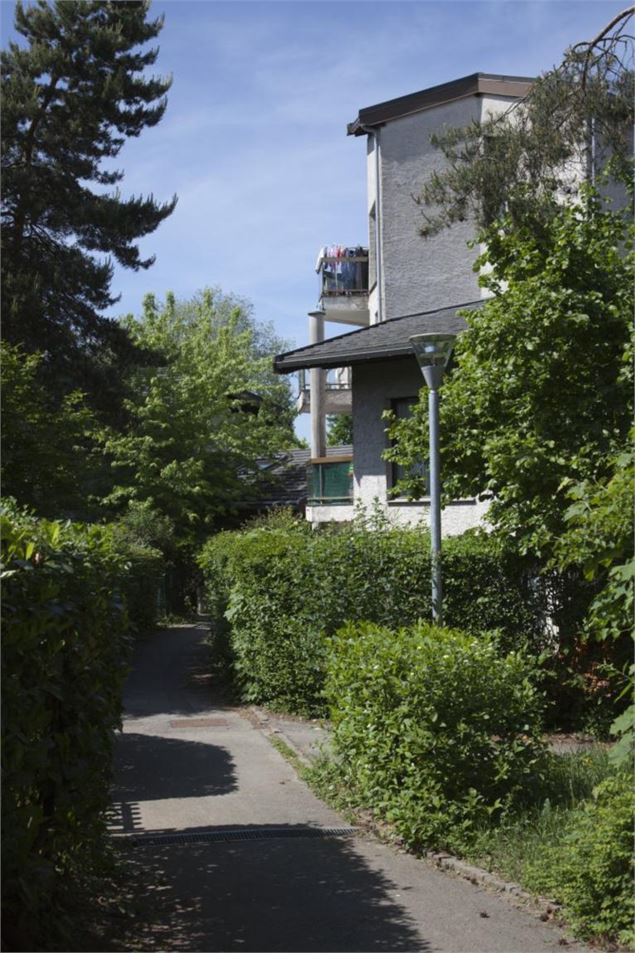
left=409, top=332, right=456, bottom=390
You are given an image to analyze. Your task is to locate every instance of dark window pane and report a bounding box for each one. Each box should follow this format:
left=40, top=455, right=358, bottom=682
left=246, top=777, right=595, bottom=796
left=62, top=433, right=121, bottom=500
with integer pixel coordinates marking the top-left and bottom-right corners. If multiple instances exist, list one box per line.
left=390, top=397, right=430, bottom=495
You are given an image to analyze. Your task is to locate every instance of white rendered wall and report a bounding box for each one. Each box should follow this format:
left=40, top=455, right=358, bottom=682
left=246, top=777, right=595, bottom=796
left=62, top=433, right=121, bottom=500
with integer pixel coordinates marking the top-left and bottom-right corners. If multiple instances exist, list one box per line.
left=350, top=358, right=489, bottom=534
left=305, top=504, right=355, bottom=524
left=366, top=134, right=381, bottom=324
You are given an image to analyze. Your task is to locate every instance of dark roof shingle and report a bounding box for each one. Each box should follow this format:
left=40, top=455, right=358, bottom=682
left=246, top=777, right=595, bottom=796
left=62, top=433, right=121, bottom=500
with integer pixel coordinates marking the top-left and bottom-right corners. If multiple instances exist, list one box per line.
left=274, top=300, right=484, bottom=373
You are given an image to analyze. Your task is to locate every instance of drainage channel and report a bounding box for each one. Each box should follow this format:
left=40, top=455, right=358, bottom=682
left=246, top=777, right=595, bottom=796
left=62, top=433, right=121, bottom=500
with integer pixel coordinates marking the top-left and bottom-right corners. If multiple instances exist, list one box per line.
left=116, top=826, right=358, bottom=848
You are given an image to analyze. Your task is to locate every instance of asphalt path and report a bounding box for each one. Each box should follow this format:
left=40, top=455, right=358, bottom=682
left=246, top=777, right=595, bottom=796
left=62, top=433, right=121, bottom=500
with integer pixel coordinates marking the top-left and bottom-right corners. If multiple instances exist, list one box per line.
left=110, top=624, right=590, bottom=953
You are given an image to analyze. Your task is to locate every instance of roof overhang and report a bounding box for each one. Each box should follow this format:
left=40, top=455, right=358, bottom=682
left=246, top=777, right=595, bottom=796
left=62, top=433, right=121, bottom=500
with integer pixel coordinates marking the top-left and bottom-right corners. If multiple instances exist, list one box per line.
left=347, top=72, right=534, bottom=136
left=274, top=301, right=485, bottom=374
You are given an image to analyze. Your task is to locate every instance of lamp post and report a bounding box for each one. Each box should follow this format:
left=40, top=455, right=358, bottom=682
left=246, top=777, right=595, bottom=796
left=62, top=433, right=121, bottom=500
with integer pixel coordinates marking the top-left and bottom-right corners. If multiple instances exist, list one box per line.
left=409, top=332, right=456, bottom=625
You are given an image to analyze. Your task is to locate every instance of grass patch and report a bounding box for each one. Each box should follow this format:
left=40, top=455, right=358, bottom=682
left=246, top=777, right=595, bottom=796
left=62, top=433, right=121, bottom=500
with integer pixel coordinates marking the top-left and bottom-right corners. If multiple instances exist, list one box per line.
left=267, top=735, right=309, bottom=777
left=307, top=744, right=633, bottom=948
left=464, top=747, right=612, bottom=886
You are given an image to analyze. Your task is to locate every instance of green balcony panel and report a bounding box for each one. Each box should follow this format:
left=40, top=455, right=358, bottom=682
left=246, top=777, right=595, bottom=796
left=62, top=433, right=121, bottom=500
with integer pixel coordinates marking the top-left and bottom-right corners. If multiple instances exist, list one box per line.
left=309, top=459, right=353, bottom=505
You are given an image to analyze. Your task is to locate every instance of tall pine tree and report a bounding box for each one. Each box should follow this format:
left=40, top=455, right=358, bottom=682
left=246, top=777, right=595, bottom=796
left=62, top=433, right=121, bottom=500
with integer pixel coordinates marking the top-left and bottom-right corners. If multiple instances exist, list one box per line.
left=1, top=0, right=176, bottom=415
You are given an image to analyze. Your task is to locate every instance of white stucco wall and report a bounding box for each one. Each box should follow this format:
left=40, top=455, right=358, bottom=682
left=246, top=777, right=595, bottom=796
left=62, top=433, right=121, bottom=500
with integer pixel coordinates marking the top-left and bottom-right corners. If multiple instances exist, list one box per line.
left=349, top=358, right=490, bottom=534
left=366, top=134, right=381, bottom=325
left=305, top=504, right=355, bottom=524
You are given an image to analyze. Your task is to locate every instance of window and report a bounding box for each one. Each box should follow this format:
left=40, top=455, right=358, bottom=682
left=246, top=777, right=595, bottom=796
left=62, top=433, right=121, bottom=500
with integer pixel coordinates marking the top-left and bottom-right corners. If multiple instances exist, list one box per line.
left=389, top=397, right=430, bottom=496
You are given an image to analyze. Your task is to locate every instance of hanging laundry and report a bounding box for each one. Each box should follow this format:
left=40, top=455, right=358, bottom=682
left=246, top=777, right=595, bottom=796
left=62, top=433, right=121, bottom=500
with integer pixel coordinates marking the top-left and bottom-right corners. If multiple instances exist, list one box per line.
left=318, top=245, right=369, bottom=293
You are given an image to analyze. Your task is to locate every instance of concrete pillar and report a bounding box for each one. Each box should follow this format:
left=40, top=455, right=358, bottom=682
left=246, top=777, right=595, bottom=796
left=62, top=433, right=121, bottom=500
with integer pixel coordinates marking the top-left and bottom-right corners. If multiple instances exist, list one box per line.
left=309, top=311, right=326, bottom=458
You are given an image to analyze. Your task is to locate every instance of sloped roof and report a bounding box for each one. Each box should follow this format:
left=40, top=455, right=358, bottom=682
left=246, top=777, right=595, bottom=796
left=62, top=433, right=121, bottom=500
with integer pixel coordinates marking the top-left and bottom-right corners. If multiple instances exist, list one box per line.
left=347, top=72, right=533, bottom=136
left=274, top=301, right=484, bottom=374
left=254, top=446, right=353, bottom=508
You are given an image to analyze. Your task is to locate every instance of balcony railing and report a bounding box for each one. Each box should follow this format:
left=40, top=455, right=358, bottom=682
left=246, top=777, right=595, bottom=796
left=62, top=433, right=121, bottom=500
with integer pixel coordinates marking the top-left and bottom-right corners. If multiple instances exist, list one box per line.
left=316, top=246, right=369, bottom=297
left=308, top=457, right=353, bottom=505
left=298, top=366, right=351, bottom=395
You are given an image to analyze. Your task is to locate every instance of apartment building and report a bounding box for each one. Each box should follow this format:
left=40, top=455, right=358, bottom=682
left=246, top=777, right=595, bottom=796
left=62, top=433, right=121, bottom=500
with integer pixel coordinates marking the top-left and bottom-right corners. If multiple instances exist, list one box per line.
left=274, top=72, right=534, bottom=528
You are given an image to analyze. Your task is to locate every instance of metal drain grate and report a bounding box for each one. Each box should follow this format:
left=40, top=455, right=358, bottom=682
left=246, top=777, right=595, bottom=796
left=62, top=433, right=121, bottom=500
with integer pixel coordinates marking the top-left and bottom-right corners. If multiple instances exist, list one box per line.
left=118, top=826, right=358, bottom=847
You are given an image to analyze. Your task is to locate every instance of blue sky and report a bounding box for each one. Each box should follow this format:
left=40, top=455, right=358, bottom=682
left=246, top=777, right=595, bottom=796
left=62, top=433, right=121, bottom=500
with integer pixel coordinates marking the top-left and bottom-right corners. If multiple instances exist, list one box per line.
left=1, top=0, right=625, bottom=438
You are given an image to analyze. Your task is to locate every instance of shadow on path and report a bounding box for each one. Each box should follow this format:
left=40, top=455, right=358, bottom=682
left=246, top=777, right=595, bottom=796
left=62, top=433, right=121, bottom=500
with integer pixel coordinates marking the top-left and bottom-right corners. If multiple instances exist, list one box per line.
left=112, top=823, right=429, bottom=953
left=112, top=733, right=237, bottom=802
left=123, top=625, right=222, bottom=719
left=107, top=626, right=428, bottom=951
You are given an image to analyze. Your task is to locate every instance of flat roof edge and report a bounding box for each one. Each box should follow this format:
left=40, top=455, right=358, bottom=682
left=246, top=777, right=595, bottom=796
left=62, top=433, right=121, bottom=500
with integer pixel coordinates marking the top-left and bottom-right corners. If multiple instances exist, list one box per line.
left=348, top=72, right=534, bottom=135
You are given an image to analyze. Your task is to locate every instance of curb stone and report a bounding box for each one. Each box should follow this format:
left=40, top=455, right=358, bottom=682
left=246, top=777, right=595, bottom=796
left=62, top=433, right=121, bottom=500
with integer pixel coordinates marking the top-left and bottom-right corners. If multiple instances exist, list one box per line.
left=424, top=851, right=562, bottom=923
left=244, top=705, right=325, bottom=768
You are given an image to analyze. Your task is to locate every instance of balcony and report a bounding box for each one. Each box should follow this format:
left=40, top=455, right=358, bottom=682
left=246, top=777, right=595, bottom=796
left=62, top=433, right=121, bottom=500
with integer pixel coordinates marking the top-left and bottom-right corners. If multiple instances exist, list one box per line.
left=316, top=246, right=369, bottom=327
left=296, top=367, right=352, bottom=415
left=308, top=456, right=353, bottom=505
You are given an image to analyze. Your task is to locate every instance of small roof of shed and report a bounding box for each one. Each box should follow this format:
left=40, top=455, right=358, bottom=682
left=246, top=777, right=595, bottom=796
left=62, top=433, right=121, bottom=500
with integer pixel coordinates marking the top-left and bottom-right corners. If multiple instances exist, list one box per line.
left=274, top=300, right=484, bottom=374
left=347, top=72, right=534, bottom=136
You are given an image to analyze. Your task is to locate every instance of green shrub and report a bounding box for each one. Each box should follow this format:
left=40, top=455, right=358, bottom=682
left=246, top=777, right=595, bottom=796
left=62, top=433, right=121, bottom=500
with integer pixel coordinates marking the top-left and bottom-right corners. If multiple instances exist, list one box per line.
left=1, top=504, right=161, bottom=949
left=198, top=521, right=545, bottom=715
left=106, top=527, right=163, bottom=636
left=522, top=771, right=635, bottom=947
left=442, top=530, right=542, bottom=650
left=323, top=621, right=548, bottom=851
left=219, top=521, right=319, bottom=712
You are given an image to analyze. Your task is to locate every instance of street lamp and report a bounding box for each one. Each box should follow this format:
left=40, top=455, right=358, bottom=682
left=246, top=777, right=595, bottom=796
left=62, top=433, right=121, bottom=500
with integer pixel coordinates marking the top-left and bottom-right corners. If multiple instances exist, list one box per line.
left=409, top=332, right=456, bottom=625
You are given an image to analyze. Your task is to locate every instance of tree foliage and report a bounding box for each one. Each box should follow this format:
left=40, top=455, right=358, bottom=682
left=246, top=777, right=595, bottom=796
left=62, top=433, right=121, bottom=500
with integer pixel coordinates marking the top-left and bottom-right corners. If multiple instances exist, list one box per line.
left=557, top=434, right=634, bottom=644
left=389, top=14, right=634, bottom=561
left=103, top=290, right=296, bottom=548
left=1, top=0, right=176, bottom=414
left=0, top=342, right=105, bottom=519
left=556, top=435, right=635, bottom=763
left=327, top=414, right=353, bottom=447
left=387, top=191, right=633, bottom=561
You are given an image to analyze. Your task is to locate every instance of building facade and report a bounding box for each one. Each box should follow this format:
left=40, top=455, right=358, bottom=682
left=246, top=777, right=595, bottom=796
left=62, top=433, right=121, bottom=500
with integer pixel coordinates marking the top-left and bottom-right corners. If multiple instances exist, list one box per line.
left=275, top=73, right=533, bottom=529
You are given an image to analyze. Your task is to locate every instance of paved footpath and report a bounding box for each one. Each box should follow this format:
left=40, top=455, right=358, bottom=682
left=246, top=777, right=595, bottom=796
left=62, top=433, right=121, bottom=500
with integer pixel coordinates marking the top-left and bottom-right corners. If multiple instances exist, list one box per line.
left=110, top=625, right=589, bottom=953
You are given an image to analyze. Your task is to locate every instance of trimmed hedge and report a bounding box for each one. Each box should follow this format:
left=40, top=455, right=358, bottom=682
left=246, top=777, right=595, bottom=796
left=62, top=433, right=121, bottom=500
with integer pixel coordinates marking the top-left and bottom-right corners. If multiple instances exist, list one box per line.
left=108, top=527, right=164, bottom=637
left=323, top=621, right=548, bottom=849
left=199, top=518, right=544, bottom=715
left=1, top=505, right=163, bottom=950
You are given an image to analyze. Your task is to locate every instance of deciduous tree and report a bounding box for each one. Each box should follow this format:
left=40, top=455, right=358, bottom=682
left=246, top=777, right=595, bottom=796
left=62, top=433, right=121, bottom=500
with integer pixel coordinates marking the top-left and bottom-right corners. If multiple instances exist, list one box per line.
left=103, top=290, right=296, bottom=549
left=386, top=191, right=633, bottom=561
left=1, top=343, right=105, bottom=518
left=327, top=414, right=353, bottom=447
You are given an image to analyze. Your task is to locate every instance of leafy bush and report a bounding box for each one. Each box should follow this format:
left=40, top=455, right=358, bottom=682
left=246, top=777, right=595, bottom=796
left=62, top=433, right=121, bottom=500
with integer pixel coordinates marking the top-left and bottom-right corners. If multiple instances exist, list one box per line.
left=442, top=530, right=541, bottom=650
left=105, top=522, right=164, bottom=637
left=439, top=748, right=632, bottom=947
left=525, top=771, right=634, bottom=947
left=323, top=621, right=547, bottom=850
left=556, top=434, right=635, bottom=756
left=199, top=520, right=545, bottom=715
left=1, top=504, right=161, bottom=949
